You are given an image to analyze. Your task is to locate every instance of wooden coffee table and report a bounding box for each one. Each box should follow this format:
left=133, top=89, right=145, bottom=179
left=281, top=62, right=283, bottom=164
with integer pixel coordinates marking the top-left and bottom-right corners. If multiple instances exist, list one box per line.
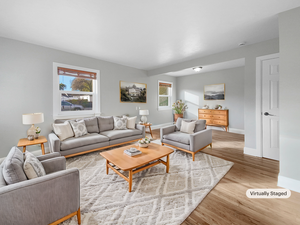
left=100, top=143, right=174, bottom=192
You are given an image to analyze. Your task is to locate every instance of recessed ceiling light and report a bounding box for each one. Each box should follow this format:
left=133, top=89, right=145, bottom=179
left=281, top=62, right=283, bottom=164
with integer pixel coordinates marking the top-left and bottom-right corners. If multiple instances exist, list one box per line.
left=239, top=42, right=246, bottom=46
left=193, top=67, right=202, bottom=72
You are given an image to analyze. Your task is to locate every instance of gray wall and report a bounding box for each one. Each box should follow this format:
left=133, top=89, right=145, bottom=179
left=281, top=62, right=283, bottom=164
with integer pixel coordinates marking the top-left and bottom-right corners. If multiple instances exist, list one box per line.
left=278, top=7, right=300, bottom=183
left=148, top=39, right=279, bottom=152
left=176, top=67, right=244, bottom=130
left=0, top=37, right=176, bottom=158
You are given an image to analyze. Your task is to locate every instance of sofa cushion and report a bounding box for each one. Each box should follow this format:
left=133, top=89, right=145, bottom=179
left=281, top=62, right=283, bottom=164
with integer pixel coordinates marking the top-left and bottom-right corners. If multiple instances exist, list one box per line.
left=2, top=146, right=27, bottom=185
left=0, top=162, right=7, bottom=188
left=60, top=133, right=109, bottom=151
left=101, top=129, right=142, bottom=140
left=194, top=120, right=206, bottom=132
left=69, top=120, right=88, bottom=137
left=175, top=118, right=192, bottom=131
left=123, top=115, right=137, bottom=129
left=113, top=117, right=127, bottom=130
left=81, top=117, right=99, bottom=133
left=97, top=116, right=114, bottom=132
left=163, top=131, right=191, bottom=145
left=23, top=151, right=46, bottom=179
left=180, top=120, right=196, bottom=134
left=52, top=121, right=74, bottom=141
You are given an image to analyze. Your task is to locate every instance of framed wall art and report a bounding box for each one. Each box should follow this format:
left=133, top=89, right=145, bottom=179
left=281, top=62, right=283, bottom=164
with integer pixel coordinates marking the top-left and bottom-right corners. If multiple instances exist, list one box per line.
left=204, top=83, right=225, bottom=100
left=120, top=81, right=147, bottom=103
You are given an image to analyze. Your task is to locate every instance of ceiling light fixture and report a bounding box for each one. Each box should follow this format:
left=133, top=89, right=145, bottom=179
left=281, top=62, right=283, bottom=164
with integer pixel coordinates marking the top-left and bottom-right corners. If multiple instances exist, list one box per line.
left=193, top=67, right=202, bottom=72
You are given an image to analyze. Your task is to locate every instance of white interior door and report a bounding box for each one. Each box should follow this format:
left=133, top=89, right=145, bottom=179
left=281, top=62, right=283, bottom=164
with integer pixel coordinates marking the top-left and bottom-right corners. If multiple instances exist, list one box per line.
left=262, top=57, right=280, bottom=160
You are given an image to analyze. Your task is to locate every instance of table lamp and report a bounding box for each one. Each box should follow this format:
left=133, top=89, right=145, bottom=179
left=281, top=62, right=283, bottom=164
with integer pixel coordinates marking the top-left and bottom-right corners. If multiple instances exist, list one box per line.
left=139, top=109, right=149, bottom=124
left=22, top=113, right=44, bottom=140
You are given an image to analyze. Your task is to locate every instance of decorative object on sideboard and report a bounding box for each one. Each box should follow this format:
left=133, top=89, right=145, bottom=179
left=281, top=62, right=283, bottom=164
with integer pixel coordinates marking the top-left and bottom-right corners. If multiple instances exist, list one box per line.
left=35, top=127, right=41, bottom=139
left=172, top=99, right=188, bottom=122
left=204, top=83, right=225, bottom=100
left=139, top=109, right=149, bottom=123
left=202, top=104, right=209, bottom=109
left=214, top=104, right=222, bottom=109
left=138, top=137, right=151, bottom=148
left=120, top=81, right=147, bottom=103
left=22, top=113, right=44, bottom=141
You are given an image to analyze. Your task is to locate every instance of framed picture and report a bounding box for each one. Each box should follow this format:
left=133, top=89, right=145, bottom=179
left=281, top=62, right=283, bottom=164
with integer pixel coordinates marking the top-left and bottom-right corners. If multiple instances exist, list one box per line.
left=120, top=81, right=147, bottom=103
left=204, top=83, right=225, bottom=100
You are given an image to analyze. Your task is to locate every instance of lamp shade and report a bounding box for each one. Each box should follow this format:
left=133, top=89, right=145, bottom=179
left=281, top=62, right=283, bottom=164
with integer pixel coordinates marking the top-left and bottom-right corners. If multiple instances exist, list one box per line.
left=139, top=110, right=149, bottom=116
left=22, top=113, right=44, bottom=125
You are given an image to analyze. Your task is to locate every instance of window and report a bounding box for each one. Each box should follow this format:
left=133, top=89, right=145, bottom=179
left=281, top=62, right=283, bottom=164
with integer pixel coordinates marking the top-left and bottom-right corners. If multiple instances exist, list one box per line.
left=53, top=63, right=100, bottom=119
left=158, top=81, right=173, bottom=110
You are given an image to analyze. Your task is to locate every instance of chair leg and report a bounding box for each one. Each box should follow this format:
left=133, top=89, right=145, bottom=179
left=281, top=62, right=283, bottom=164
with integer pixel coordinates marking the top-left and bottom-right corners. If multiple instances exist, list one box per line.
left=210, top=143, right=212, bottom=148
left=192, top=152, right=195, bottom=161
left=77, top=208, right=81, bottom=225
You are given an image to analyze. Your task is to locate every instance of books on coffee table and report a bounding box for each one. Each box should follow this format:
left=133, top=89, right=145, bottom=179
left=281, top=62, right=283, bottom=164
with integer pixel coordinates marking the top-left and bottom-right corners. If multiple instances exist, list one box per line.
left=124, top=148, right=142, bottom=156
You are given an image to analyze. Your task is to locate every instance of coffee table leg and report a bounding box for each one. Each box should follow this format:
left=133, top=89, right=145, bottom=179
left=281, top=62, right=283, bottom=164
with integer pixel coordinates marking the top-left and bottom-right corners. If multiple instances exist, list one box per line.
left=106, top=160, right=109, bottom=175
left=129, top=170, right=133, bottom=192
left=166, top=155, right=170, bottom=173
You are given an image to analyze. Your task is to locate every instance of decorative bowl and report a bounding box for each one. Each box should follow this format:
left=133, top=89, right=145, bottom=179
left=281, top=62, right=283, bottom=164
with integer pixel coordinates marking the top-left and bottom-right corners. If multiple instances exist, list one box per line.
left=139, top=143, right=149, bottom=148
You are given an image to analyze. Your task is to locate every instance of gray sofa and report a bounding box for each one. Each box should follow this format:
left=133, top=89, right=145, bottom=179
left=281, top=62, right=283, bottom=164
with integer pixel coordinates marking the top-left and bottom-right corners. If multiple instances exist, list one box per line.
left=0, top=147, right=80, bottom=225
left=49, top=116, right=145, bottom=157
left=161, top=118, right=212, bottom=160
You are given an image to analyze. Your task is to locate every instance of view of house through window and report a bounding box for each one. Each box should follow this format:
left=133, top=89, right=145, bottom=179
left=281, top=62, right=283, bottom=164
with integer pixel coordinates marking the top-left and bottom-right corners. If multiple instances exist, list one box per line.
left=58, top=67, right=96, bottom=111
left=158, top=81, right=172, bottom=109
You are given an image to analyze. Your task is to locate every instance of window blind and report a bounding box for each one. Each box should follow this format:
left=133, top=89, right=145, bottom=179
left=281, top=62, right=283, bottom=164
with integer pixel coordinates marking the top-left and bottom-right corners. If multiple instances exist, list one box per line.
left=58, top=67, right=96, bottom=80
left=159, top=82, right=172, bottom=88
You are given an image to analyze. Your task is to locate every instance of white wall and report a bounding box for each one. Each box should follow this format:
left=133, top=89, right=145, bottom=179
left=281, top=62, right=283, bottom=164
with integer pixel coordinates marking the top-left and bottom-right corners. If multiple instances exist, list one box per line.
left=0, top=37, right=176, bottom=158
left=176, top=67, right=244, bottom=131
left=278, top=7, right=300, bottom=192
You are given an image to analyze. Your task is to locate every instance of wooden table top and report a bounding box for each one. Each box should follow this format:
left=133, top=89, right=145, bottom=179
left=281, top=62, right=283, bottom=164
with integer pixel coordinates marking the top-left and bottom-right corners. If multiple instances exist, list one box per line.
left=17, top=136, right=47, bottom=147
left=100, top=143, right=173, bottom=171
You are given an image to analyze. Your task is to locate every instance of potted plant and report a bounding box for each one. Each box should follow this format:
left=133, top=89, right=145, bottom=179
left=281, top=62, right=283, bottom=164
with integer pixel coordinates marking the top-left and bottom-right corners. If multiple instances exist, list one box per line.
left=172, top=100, right=188, bottom=122
left=35, top=127, right=41, bottom=139
left=138, top=137, right=150, bottom=148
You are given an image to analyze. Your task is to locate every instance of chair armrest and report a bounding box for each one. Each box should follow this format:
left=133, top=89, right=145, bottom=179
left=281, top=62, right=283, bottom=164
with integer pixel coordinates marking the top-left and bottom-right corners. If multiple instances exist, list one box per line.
left=0, top=168, right=80, bottom=225
left=48, top=132, right=61, bottom=153
left=189, top=129, right=212, bottom=152
left=160, top=125, right=176, bottom=142
left=37, top=152, right=61, bottom=161
left=41, top=157, right=66, bottom=174
left=136, top=124, right=145, bottom=137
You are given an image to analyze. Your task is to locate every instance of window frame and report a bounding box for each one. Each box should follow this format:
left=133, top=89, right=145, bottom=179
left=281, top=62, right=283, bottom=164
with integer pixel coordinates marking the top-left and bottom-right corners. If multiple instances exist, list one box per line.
left=158, top=80, right=173, bottom=111
left=53, top=62, right=100, bottom=119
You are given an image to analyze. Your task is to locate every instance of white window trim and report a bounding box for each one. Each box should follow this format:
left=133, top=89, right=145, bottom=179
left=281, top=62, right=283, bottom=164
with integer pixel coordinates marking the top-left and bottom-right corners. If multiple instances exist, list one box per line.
left=53, top=62, right=100, bottom=119
left=158, top=80, right=173, bottom=111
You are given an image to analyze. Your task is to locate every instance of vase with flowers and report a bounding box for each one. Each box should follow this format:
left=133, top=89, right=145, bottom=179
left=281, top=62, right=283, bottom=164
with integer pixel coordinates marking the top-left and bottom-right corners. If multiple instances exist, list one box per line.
left=35, top=127, right=41, bottom=139
left=172, top=100, right=188, bottom=122
left=138, top=137, right=150, bottom=148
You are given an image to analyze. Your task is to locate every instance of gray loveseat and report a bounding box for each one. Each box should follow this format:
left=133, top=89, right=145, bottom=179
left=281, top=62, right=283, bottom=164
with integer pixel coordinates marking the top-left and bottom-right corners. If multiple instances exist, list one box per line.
left=161, top=118, right=212, bottom=160
left=49, top=116, right=145, bottom=158
left=0, top=147, right=80, bottom=225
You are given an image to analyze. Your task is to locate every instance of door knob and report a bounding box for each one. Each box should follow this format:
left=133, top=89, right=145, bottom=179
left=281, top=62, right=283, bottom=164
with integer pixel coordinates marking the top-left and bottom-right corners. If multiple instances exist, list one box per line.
left=264, top=112, right=274, bottom=116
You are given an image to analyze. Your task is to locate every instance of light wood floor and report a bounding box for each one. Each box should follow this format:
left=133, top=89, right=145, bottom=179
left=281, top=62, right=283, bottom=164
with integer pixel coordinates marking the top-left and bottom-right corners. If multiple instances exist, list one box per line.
left=152, top=129, right=300, bottom=225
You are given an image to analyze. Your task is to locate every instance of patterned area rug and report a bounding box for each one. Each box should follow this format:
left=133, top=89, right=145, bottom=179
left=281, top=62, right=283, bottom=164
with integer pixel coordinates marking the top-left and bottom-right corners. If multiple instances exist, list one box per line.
left=62, top=141, right=233, bottom=225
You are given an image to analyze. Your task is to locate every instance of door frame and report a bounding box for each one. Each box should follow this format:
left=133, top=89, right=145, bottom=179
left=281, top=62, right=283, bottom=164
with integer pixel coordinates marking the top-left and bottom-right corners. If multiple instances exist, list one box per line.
left=255, top=53, right=279, bottom=158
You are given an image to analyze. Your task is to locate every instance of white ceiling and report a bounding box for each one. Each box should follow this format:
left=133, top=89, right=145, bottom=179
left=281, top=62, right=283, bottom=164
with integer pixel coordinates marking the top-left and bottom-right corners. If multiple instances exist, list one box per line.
left=0, top=1, right=299, bottom=70
left=165, top=58, right=245, bottom=77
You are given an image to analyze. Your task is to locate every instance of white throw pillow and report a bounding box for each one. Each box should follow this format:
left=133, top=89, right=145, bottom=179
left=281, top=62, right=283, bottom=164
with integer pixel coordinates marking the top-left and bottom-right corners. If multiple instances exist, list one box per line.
left=23, top=151, right=46, bottom=179
left=52, top=121, right=74, bottom=141
left=69, top=120, right=88, bottom=137
left=123, top=116, right=137, bottom=129
left=113, top=117, right=127, bottom=130
left=180, top=120, right=196, bottom=134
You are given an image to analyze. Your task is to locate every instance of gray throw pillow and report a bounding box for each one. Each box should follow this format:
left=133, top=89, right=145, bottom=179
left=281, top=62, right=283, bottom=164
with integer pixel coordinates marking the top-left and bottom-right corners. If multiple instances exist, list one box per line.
left=80, top=117, right=99, bottom=133
left=194, top=120, right=206, bottom=132
left=2, top=146, right=27, bottom=185
left=69, top=120, right=88, bottom=137
left=97, top=116, right=114, bottom=132
left=23, top=151, right=46, bottom=179
left=113, top=117, right=127, bottom=130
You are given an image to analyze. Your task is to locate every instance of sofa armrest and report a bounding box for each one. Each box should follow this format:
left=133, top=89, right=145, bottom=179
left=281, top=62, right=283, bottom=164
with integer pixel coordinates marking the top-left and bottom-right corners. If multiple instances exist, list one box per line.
left=136, top=124, right=145, bottom=137
left=0, top=168, right=80, bottom=225
left=41, top=157, right=66, bottom=174
left=48, top=133, right=61, bottom=153
left=190, top=129, right=212, bottom=152
left=37, top=152, right=61, bottom=161
left=160, top=125, right=176, bottom=142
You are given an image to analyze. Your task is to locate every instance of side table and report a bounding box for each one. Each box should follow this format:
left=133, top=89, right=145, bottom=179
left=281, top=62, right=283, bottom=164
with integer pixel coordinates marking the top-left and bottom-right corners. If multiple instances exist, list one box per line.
left=141, top=123, right=153, bottom=138
left=17, top=136, right=48, bottom=155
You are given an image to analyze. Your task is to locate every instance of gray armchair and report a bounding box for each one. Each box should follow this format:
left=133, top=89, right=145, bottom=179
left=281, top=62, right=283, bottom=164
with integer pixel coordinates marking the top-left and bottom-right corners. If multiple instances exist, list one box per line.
left=161, top=118, right=212, bottom=160
left=0, top=148, right=80, bottom=225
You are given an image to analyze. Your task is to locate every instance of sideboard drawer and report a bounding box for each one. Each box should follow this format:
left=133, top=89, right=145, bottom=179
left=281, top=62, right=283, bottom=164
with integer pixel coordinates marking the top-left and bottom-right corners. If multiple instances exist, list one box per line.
left=199, top=114, right=213, bottom=119
left=213, top=120, right=227, bottom=125
left=212, top=110, right=227, bottom=115
left=212, top=115, right=226, bottom=120
left=198, top=109, right=214, bottom=114
left=205, top=119, right=213, bottom=125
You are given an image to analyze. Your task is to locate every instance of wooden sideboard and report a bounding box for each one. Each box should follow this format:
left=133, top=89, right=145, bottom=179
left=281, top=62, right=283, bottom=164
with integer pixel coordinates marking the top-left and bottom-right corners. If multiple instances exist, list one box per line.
left=198, top=109, right=229, bottom=131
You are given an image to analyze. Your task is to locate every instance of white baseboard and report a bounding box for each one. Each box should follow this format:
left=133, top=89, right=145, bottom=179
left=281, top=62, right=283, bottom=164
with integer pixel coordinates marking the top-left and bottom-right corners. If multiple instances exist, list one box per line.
left=151, top=122, right=173, bottom=130
left=206, top=126, right=244, bottom=134
left=278, top=175, right=300, bottom=193
left=244, top=147, right=262, bottom=157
